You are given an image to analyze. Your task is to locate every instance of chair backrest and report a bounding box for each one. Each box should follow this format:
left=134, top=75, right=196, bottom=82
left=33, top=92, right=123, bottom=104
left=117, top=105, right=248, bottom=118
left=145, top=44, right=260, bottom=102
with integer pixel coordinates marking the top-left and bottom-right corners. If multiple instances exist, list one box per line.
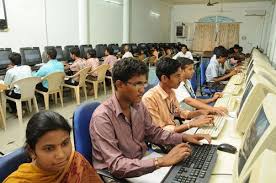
left=190, top=71, right=198, bottom=92
left=0, top=147, right=30, bottom=182
left=200, top=58, right=210, bottom=86
left=10, top=77, right=41, bottom=100
left=90, top=64, right=109, bottom=82
left=44, top=72, right=65, bottom=92
left=73, top=101, right=101, bottom=164
left=76, top=67, right=91, bottom=86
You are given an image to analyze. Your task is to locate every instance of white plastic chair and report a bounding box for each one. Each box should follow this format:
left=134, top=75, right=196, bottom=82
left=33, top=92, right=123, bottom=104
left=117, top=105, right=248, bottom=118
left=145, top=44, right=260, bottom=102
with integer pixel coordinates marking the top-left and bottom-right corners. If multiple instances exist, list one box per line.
left=62, top=67, right=91, bottom=105
left=0, top=84, right=8, bottom=130
left=35, top=72, right=65, bottom=110
left=86, top=64, right=109, bottom=99
left=4, top=77, right=41, bottom=125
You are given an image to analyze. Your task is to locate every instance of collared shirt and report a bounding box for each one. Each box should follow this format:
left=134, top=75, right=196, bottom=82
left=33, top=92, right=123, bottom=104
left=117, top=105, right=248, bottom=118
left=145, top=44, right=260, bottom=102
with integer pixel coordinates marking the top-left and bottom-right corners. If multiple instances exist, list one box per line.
left=103, top=55, right=117, bottom=72
left=205, top=55, right=220, bottom=82
left=70, top=58, right=86, bottom=72
left=173, top=51, right=193, bottom=60
left=33, top=59, right=64, bottom=88
left=90, top=94, right=183, bottom=178
left=174, top=80, right=196, bottom=111
left=122, top=51, right=133, bottom=59
left=142, top=84, right=190, bottom=132
left=4, top=65, right=32, bottom=94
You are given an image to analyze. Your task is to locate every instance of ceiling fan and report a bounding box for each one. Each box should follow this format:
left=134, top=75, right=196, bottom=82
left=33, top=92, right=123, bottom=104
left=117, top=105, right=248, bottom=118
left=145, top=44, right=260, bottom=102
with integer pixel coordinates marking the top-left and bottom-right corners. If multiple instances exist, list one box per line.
left=207, top=0, right=219, bottom=6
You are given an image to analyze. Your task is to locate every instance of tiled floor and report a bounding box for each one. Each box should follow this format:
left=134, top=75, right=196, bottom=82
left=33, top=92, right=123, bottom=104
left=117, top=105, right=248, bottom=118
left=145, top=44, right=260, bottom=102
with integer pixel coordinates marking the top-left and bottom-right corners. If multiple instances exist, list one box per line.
left=0, top=88, right=112, bottom=156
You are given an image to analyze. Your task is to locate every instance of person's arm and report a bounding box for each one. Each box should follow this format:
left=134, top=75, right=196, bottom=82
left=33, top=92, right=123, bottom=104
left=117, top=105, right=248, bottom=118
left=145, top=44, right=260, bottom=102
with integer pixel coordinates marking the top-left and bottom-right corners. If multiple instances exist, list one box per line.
left=33, top=65, right=47, bottom=77
left=184, top=97, right=215, bottom=110
left=70, top=62, right=79, bottom=72
left=212, top=69, right=237, bottom=82
left=3, top=70, right=13, bottom=85
left=172, top=52, right=180, bottom=60
left=91, top=114, right=156, bottom=178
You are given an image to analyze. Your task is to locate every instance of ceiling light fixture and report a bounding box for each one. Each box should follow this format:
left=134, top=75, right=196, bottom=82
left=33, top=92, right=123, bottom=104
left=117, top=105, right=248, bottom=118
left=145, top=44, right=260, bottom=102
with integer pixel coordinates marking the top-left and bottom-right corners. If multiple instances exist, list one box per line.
left=150, top=11, right=160, bottom=17
left=104, top=0, right=122, bottom=5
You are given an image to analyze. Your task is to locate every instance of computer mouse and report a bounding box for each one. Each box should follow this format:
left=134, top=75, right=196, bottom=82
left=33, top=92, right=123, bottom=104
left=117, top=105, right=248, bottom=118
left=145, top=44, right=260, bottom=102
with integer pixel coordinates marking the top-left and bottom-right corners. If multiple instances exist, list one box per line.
left=217, top=143, right=237, bottom=154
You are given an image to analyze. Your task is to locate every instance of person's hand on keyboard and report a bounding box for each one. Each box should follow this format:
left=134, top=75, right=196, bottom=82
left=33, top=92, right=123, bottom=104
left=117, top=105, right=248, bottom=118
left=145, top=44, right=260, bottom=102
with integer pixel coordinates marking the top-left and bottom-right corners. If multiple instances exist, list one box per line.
left=189, top=115, right=214, bottom=128
left=211, top=107, right=228, bottom=116
left=182, top=134, right=211, bottom=145
left=211, top=92, right=223, bottom=101
left=157, top=143, right=192, bottom=167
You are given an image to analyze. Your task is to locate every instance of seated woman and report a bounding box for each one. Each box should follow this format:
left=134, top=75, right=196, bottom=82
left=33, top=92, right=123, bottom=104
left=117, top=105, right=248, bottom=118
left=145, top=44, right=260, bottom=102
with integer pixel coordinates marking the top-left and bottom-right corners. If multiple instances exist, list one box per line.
left=4, top=111, right=103, bottom=183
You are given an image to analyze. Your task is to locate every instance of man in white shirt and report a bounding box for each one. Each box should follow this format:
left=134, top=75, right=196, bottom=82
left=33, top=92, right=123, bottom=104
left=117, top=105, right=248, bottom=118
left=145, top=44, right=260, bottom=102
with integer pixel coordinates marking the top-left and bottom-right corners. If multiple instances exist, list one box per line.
left=122, top=45, right=133, bottom=59
left=173, top=44, right=193, bottom=60
left=205, top=46, right=237, bottom=83
left=3, top=52, right=32, bottom=112
left=174, top=57, right=227, bottom=115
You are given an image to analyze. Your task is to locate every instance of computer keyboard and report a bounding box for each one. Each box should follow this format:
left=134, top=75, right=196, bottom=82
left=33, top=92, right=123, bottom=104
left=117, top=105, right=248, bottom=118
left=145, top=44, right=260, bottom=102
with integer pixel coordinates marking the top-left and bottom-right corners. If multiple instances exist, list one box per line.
left=223, top=84, right=241, bottom=95
left=162, top=144, right=218, bottom=183
left=196, top=116, right=226, bottom=138
left=230, top=73, right=244, bottom=85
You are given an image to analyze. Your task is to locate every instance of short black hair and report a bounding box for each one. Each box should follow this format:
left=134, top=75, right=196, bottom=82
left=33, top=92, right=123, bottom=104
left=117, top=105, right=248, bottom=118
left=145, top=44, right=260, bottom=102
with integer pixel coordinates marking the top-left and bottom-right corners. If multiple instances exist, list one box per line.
left=156, top=57, right=181, bottom=80
left=112, top=58, right=148, bottom=86
left=87, top=49, right=97, bottom=58
left=106, top=47, right=114, bottom=55
left=70, top=47, right=80, bottom=57
left=177, top=57, right=194, bottom=69
left=46, top=47, right=57, bottom=59
left=214, top=46, right=228, bottom=58
left=26, top=111, right=71, bottom=151
left=8, top=52, right=21, bottom=65
left=178, top=44, right=189, bottom=51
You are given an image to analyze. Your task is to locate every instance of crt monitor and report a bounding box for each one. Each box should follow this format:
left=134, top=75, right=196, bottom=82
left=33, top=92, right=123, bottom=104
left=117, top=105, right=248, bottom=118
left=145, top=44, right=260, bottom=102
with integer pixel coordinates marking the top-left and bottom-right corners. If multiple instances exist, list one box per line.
left=108, top=44, right=120, bottom=54
left=80, top=44, right=92, bottom=59
left=64, top=45, right=79, bottom=62
left=95, top=44, right=107, bottom=58
left=20, top=47, right=42, bottom=66
left=233, top=93, right=276, bottom=182
left=239, top=149, right=276, bottom=183
left=236, top=74, right=276, bottom=134
left=0, top=48, right=12, bottom=70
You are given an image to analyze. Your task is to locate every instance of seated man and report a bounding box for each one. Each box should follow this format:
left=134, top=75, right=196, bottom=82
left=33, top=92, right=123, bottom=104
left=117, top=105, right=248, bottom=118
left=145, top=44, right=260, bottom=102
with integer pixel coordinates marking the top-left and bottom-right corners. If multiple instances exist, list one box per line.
left=206, top=46, right=238, bottom=84
left=122, top=45, right=133, bottom=59
left=172, top=44, right=193, bottom=60
left=142, top=57, right=214, bottom=133
left=90, top=58, right=211, bottom=178
left=33, top=47, right=64, bottom=92
left=64, top=47, right=86, bottom=86
left=103, top=47, right=118, bottom=75
left=3, top=52, right=32, bottom=113
left=174, top=57, right=227, bottom=114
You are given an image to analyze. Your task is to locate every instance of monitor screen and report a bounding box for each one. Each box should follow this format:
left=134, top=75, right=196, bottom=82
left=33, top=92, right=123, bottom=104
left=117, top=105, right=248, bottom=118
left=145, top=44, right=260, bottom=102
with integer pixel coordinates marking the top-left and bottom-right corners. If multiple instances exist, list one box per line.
left=23, top=49, right=42, bottom=65
left=0, top=50, right=11, bottom=69
left=246, top=70, right=255, bottom=84
left=237, top=81, right=254, bottom=116
left=238, top=107, right=269, bottom=175
left=55, top=47, right=64, bottom=61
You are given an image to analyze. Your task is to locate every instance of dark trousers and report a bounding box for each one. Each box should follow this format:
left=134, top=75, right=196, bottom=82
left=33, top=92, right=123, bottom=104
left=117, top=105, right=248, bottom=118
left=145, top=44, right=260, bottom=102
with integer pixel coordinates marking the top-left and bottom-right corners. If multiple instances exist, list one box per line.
left=65, top=78, right=79, bottom=86
left=5, top=90, right=21, bottom=113
left=36, top=83, right=48, bottom=92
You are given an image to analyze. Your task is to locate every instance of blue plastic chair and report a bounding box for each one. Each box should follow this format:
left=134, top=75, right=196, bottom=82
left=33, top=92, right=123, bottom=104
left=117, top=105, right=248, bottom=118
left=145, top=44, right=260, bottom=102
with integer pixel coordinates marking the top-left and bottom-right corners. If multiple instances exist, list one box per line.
left=73, top=101, right=101, bottom=164
left=0, top=147, right=29, bottom=182
left=190, top=72, right=198, bottom=93
left=199, top=58, right=217, bottom=96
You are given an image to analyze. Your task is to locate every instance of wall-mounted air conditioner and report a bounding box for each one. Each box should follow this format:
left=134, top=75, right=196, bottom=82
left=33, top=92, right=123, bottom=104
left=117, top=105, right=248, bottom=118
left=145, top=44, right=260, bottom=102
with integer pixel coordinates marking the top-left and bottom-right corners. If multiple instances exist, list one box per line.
left=244, top=10, right=266, bottom=16
left=176, top=23, right=188, bottom=38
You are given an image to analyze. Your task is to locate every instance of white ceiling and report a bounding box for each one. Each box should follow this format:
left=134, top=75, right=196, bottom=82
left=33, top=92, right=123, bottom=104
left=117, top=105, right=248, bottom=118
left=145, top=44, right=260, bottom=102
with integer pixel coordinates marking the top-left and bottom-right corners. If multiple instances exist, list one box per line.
left=160, top=0, right=272, bottom=5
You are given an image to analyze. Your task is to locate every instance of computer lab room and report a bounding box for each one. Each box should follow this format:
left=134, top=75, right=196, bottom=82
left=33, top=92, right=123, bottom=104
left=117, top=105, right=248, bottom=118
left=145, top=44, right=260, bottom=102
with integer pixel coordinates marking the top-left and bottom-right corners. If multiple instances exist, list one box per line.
left=1, top=0, right=276, bottom=182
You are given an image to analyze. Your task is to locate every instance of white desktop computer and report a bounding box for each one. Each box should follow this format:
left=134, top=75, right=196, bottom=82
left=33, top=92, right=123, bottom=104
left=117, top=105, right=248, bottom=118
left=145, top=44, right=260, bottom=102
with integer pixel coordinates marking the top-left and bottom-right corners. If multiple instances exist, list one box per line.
left=236, top=74, right=276, bottom=134
left=238, top=149, right=276, bottom=183
left=233, top=93, right=276, bottom=182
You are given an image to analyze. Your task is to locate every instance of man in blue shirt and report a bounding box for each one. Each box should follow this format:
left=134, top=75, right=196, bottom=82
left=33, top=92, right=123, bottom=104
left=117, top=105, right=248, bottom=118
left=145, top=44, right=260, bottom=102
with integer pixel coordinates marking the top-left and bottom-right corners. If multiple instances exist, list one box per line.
left=33, top=47, right=64, bottom=92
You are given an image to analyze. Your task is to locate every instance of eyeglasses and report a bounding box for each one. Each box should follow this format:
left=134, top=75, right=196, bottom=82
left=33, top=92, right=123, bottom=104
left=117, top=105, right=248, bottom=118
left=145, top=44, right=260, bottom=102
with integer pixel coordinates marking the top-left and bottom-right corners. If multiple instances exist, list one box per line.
left=127, top=81, right=148, bottom=89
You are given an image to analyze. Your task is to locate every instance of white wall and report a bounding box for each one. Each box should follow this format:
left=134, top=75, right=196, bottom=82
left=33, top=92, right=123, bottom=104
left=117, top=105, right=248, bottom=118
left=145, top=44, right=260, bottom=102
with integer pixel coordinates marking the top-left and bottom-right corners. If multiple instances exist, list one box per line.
left=130, top=0, right=171, bottom=43
left=171, top=1, right=273, bottom=53
left=89, top=0, right=123, bottom=46
left=0, top=0, right=79, bottom=52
